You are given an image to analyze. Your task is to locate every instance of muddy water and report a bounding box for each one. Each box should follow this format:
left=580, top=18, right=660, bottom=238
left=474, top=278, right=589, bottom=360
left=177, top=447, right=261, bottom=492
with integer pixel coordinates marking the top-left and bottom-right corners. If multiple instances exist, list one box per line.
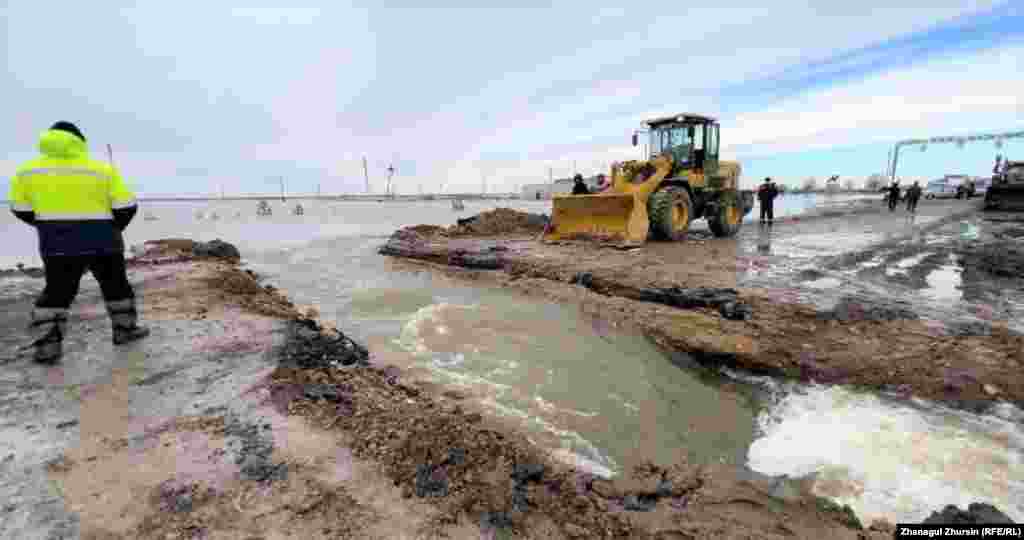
left=736, top=372, right=1024, bottom=523
left=731, top=205, right=1024, bottom=523
left=3, top=195, right=1019, bottom=525
left=249, top=234, right=765, bottom=477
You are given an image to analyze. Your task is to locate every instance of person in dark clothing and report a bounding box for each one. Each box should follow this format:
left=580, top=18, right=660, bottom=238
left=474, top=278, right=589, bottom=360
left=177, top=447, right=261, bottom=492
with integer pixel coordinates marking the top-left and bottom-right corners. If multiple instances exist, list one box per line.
left=905, top=181, right=922, bottom=213
left=571, top=174, right=590, bottom=195
left=8, top=121, right=150, bottom=363
left=887, top=182, right=901, bottom=211
left=757, top=177, right=779, bottom=224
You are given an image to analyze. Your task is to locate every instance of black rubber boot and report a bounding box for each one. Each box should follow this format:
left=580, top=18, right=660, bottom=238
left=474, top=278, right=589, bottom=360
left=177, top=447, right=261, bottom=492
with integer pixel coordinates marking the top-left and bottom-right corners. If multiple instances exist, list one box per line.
left=113, top=325, right=150, bottom=345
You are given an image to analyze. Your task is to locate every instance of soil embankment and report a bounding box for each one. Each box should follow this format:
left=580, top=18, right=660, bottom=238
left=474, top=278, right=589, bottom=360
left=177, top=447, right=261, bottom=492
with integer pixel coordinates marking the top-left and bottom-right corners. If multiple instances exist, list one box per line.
left=1, top=240, right=907, bottom=539
left=379, top=208, right=1024, bottom=413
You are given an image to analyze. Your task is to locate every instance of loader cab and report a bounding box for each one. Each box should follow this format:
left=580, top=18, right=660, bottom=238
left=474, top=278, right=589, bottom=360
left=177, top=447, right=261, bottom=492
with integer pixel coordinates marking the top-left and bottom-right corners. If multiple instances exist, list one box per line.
left=636, top=114, right=720, bottom=175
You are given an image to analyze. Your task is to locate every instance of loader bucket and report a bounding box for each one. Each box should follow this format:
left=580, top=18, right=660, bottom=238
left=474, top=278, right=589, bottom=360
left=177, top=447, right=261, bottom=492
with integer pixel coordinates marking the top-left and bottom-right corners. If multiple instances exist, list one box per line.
left=543, top=192, right=650, bottom=245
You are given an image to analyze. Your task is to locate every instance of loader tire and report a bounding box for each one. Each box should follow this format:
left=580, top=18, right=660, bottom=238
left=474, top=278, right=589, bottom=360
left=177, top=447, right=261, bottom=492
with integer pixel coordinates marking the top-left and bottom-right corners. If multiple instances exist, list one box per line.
left=649, top=185, right=692, bottom=241
left=709, top=196, right=743, bottom=238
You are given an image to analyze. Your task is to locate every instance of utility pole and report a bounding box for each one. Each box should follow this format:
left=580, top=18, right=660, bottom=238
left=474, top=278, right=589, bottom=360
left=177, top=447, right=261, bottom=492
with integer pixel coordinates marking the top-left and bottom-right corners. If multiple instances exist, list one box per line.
left=363, top=157, right=370, bottom=194
left=386, top=165, right=395, bottom=198
left=316, top=183, right=321, bottom=198
left=279, top=176, right=286, bottom=202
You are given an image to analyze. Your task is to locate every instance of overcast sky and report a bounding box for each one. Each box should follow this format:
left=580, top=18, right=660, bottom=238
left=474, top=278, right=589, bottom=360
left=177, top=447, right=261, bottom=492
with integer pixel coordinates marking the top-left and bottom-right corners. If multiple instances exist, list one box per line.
left=3, top=2, right=1023, bottom=195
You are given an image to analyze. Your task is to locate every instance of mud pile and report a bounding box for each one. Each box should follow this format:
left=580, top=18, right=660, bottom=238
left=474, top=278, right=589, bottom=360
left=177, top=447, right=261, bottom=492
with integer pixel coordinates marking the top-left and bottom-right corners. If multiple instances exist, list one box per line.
left=131, top=238, right=242, bottom=264
left=960, top=241, right=1024, bottom=279
left=921, top=503, right=1015, bottom=525
left=449, top=208, right=549, bottom=237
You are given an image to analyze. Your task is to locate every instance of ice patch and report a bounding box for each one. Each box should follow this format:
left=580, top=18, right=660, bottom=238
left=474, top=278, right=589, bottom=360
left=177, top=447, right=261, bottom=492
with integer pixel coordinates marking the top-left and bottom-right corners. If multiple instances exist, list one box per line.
left=432, top=352, right=465, bottom=368
left=922, top=256, right=962, bottom=302
left=804, top=277, right=841, bottom=290
left=886, top=252, right=931, bottom=276
left=858, top=257, right=885, bottom=269
left=747, top=385, right=1024, bottom=524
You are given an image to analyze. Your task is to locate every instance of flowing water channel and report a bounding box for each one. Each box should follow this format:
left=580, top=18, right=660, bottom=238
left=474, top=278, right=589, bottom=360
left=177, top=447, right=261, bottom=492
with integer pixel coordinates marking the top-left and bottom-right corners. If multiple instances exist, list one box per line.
left=1, top=194, right=1021, bottom=523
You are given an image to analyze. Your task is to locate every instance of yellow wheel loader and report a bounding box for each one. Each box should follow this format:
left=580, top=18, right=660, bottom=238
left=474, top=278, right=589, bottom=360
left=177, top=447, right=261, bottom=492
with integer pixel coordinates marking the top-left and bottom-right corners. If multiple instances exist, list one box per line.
left=543, top=114, right=754, bottom=246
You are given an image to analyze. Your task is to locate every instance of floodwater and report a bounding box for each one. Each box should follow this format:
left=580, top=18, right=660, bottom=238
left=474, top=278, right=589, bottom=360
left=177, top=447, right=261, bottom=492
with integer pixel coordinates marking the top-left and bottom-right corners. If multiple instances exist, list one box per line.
left=2, top=193, right=1020, bottom=524
left=738, top=372, right=1024, bottom=524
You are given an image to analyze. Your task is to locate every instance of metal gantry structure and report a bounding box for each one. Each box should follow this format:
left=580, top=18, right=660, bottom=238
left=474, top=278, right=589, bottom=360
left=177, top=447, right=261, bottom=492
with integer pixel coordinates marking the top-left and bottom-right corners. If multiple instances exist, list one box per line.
left=888, top=129, right=1024, bottom=182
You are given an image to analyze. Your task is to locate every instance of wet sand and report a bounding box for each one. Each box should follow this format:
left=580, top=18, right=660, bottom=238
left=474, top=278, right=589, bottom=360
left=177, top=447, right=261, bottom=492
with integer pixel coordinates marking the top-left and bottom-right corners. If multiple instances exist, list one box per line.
left=0, top=245, right=893, bottom=539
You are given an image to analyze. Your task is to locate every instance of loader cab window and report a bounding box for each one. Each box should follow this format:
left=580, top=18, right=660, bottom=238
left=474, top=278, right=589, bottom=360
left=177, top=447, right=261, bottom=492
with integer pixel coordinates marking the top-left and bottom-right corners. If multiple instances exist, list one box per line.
left=692, top=124, right=705, bottom=170
left=649, top=124, right=695, bottom=163
left=707, top=124, right=719, bottom=159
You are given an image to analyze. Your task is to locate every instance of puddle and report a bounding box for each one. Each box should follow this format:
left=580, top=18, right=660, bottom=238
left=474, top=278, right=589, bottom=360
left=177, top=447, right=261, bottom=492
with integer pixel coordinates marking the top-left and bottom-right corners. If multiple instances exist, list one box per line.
left=803, top=277, right=841, bottom=290
left=922, top=255, right=963, bottom=303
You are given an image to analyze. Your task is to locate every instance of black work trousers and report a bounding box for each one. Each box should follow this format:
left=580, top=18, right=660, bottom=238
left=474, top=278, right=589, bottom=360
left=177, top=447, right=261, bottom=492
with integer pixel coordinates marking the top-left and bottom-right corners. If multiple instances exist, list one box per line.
left=759, top=201, right=774, bottom=222
left=37, top=253, right=134, bottom=309
left=30, top=254, right=137, bottom=352
left=906, top=197, right=919, bottom=213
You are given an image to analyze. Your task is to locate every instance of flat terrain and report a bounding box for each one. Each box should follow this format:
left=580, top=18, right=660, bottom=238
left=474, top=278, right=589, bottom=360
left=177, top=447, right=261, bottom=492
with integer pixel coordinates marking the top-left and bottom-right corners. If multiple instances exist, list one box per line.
left=0, top=246, right=895, bottom=539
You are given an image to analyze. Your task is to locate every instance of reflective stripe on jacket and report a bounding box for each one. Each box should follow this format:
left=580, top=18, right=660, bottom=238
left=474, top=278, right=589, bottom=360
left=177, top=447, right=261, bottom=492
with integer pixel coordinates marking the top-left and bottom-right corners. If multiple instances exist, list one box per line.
left=8, top=129, right=137, bottom=256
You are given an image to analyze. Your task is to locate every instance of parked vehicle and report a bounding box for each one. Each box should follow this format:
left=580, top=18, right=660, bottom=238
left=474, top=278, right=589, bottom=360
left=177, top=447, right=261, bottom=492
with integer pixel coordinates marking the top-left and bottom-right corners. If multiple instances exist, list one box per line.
left=924, top=176, right=974, bottom=200
left=985, top=158, right=1024, bottom=211
left=973, top=176, right=991, bottom=197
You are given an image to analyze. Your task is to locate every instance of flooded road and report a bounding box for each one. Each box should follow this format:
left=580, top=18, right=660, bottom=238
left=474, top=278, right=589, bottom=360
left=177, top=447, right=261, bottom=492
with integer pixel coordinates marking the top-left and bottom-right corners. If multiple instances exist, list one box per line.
left=249, top=232, right=765, bottom=477
left=2, top=193, right=1021, bottom=525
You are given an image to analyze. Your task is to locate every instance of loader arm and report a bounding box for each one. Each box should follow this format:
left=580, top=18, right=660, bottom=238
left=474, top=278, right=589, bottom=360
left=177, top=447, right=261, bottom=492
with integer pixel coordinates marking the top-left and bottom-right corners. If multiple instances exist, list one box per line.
left=542, top=154, right=674, bottom=245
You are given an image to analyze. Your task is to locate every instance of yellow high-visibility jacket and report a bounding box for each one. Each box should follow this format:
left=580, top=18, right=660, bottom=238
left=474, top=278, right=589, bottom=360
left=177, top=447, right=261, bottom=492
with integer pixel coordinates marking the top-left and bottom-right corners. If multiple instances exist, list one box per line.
left=8, top=129, right=138, bottom=256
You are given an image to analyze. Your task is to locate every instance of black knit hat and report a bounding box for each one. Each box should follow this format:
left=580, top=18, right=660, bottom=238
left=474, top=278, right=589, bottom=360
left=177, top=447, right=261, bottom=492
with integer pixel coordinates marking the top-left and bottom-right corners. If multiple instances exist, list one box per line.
left=50, top=121, right=86, bottom=142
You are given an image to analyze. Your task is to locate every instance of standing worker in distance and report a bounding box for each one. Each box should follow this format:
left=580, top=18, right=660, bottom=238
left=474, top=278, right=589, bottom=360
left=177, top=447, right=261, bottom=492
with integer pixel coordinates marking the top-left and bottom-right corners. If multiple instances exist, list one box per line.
left=571, top=173, right=590, bottom=195
left=8, top=121, right=150, bottom=364
left=887, top=181, right=901, bottom=211
left=757, top=177, right=779, bottom=225
left=905, top=181, right=922, bottom=213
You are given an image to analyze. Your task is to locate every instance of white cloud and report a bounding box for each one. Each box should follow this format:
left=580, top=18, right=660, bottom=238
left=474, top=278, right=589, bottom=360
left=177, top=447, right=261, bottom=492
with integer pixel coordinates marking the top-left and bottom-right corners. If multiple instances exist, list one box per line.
left=725, top=43, right=1024, bottom=157
left=2, top=2, right=1011, bottom=195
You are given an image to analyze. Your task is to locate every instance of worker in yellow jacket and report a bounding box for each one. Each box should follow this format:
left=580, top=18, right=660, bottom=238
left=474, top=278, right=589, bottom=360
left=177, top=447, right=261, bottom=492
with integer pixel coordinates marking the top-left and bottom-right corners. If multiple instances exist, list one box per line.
left=8, top=121, right=150, bottom=363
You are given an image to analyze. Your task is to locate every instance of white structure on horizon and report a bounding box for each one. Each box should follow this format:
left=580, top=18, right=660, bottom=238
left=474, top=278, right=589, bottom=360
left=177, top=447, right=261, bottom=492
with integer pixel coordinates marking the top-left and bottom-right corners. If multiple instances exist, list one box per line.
left=521, top=176, right=603, bottom=199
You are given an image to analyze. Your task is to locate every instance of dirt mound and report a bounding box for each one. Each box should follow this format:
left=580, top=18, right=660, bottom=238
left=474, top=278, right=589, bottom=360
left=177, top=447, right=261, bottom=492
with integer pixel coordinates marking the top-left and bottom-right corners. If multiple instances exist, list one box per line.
left=921, top=503, right=1014, bottom=525
left=448, top=208, right=549, bottom=237
left=199, top=266, right=299, bottom=319
left=961, top=241, right=1024, bottom=279
left=407, top=224, right=449, bottom=237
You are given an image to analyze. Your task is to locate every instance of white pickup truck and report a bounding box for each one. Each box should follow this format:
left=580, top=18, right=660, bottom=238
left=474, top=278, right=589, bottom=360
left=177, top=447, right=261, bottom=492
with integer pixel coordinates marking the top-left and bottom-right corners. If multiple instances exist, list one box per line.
left=924, top=176, right=975, bottom=199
